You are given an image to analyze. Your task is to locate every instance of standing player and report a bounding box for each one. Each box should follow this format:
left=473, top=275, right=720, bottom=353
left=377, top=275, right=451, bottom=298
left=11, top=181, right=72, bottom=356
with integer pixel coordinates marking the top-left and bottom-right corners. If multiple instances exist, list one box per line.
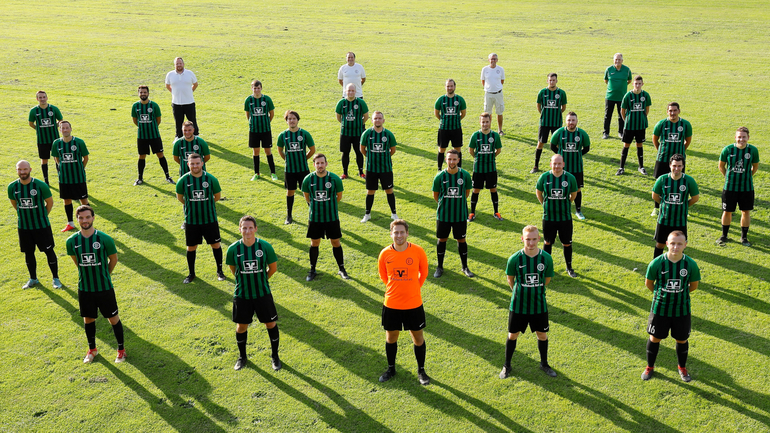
left=226, top=215, right=281, bottom=372
left=652, top=154, right=699, bottom=258
left=499, top=225, right=556, bottom=379
left=360, top=111, right=398, bottom=222
left=51, top=121, right=89, bottom=232
left=337, top=52, right=366, bottom=98
left=467, top=112, right=502, bottom=222
left=173, top=121, right=211, bottom=177
left=28, top=90, right=62, bottom=185
left=434, top=79, right=467, bottom=170
left=717, top=127, right=759, bottom=247
left=550, top=112, right=590, bottom=220
left=335, top=83, right=369, bottom=179
left=245, top=80, right=276, bottom=181
left=481, top=53, right=505, bottom=135
left=641, top=230, right=700, bottom=382
left=617, top=76, right=651, bottom=176
left=432, top=149, right=474, bottom=278
left=651, top=102, right=693, bottom=215
left=536, top=154, right=578, bottom=277
left=301, top=154, right=349, bottom=281
left=66, top=205, right=125, bottom=364
left=277, top=110, right=315, bottom=225
left=132, top=85, right=172, bottom=186
left=176, top=154, right=224, bottom=283
left=532, top=73, right=567, bottom=173
left=9, top=160, right=61, bottom=289
left=603, top=53, right=632, bottom=139
left=165, top=57, right=199, bottom=137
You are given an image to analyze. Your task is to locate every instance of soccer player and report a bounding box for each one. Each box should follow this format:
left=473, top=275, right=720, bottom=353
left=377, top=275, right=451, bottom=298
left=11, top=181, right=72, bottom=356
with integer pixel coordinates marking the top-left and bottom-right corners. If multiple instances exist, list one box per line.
left=28, top=90, right=62, bottom=185
left=165, top=57, right=199, bottom=137
left=717, top=127, right=759, bottom=247
left=500, top=225, right=556, bottom=379
left=226, top=215, right=281, bottom=372
left=132, top=85, right=172, bottom=186
left=173, top=121, right=211, bottom=177
left=434, top=79, right=467, bottom=170
left=481, top=53, right=505, bottom=135
left=652, top=154, right=699, bottom=258
left=377, top=219, right=431, bottom=385
left=550, top=112, right=590, bottom=220
left=467, top=112, right=502, bottom=222
left=245, top=80, right=276, bottom=181
left=617, top=75, right=651, bottom=176
left=432, top=149, right=474, bottom=278
left=51, top=121, right=89, bottom=232
left=337, top=52, right=366, bottom=98
left=651, top=102, right=693, bottom=215
left=536, top=154, right=578, bottom=277
left=641, top=230, right=700, bottom=382
left=301, top=154, right=349, bottom=281
left=277, top=110, right=315, bottom=225
left=603, top=53, right=632, bottom=139
left=175, top=153, right=224, bottom=283
left=9, top=160, right=60, bottom=289
left=66, top=205, right=125, bottom=364
left=532, top=73, right=567, bottom=173
left=360, top=111, right=398, bottom=222
left=335, top=83, right=369, bottom=179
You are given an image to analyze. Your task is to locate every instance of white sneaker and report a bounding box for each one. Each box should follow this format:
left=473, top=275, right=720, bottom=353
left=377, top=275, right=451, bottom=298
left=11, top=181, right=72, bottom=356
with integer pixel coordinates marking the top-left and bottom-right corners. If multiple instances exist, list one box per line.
left=391, top=213, right=399, bottom=220
left=83, top=348, right=98, bottom=363
left=361, top=213, right=371, bottom=223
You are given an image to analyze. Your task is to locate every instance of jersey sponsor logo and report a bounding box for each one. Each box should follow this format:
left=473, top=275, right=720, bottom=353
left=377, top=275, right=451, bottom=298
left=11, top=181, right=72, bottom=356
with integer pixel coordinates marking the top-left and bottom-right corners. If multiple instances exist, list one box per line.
left=733, top=160, right=745, bottom=173
left=373, top=143, right=384, bottom=152
left=242, top=260, right=262, bottom=274
left=394, top=268, right=408, bottom=279
left=446, top=106, right=456, bottom=115
left=524, top=273, right=540, bottom=287
left=666, top=193, right=682, bottom=204
left=565, top=142, right=577, bottom=151
left=314, top=190, right=329, bottom=201
left=679, top=268, right=688, bottom=277
left=537, top=263, right=545, bottom=271
left=663, top=279, right=683, bottom=293
left=140, top=114, right=151, bottom=122
left=80, top=253, right=98, bottom=266
left=191, top=190, right=207, bottom=201
left=61, top=153, right=75, bottom=162
left=666, top=133, right=680, bottom=142
left=546, top=100, right=557, bottom=107
left=41, top=118, right=52, bottom=126
left=480, top=144, right=492, bottom=153
left=632, top=102, right=643, bottom=111
left=446, top=187, right=460, bottom=197
left=550, top=189, right=564, bottom=199
left=92, top=242, right=101, bottom=250
left=289, top=142, right=301, bottom=151
left=19, top=198, right=35, bottom=208
left=253, top=107, right=265, bottom=116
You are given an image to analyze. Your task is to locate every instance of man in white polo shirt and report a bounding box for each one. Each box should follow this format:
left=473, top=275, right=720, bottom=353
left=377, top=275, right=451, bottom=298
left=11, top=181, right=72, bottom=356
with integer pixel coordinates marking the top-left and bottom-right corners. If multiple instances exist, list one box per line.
left=337, top=52, right=366, bottom=99
left=481, top=53, right=505, bottom=135
left=165, top=57, right=199, bottom=138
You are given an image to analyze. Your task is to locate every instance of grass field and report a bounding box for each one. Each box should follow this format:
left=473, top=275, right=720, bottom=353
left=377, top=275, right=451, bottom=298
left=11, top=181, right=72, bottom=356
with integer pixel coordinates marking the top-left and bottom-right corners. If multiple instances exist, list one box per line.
left=2, top=1, right=770, bottom=431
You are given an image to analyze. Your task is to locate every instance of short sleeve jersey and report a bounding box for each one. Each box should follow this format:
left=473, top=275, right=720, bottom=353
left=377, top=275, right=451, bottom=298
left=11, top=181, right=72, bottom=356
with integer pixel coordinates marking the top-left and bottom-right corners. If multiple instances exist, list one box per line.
left=132, top=100, right=162, bottom=139
left=720, top=144, right=760, bottom=192
left=172, top=137, right=210, bottom=176
left=604, top=64, right=632, bottom=101
left=8, top=178, right=52, bottom=230
left=653, top=118, right=693, bottom=162
left=536, top=88, right=567, bottom=127
left=66, top=230, right=118, bottom=292
left=277, top=128, right=314, bottom=173
left=301, top=172, right=344, bottom=223
left=337, top=63, right=366, bottom=98
left=244, top=95, right=275, bottom=133
left=432, top=168, right=472, bottom=222
left=621, top=90, right=651, bottom=130
left=550, top=127, right=590, bottom=174
left=28, top=104, right=62, bottom=145
left=536, top=171, right=578, bottom=222
left=481, top=66, right=505, bottom=92
left=468, top=130, right=502, bottom=173
left=335, top=98, right=369, bottom=137
left=51, top=137, right=89, bottom=184
left=506, top=249, right=554, bottom=314
left=361, top=127, right=397, bottom=173
left=653, top=174, right=699, bottom=227
left=434, top=95, right=467, bottom=130
left=646, top=254, right=700, bottom=317
left=226, top=238, right=278, bottom=300
left=378, top=243, right=429, bottom=310
left=175, top=172, right=221, bottom=225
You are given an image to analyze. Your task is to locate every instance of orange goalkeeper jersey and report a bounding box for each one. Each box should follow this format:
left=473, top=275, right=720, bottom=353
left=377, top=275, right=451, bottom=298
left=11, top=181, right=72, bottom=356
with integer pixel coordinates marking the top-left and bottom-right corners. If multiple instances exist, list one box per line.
left=378, top=242, right=428, bottom=310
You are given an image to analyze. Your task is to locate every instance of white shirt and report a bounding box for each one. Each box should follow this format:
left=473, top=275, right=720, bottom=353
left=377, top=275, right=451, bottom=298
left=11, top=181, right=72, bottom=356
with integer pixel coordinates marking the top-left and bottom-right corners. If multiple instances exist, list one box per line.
left=165, top=69, right=198, bottom=105
left=338, top=63, right=366, bottom=98
left=480, top=65, right=505, bottom=93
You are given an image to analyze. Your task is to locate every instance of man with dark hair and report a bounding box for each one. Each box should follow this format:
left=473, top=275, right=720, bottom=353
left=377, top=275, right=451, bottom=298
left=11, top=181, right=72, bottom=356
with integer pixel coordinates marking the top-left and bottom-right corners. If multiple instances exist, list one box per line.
left=532, top=73, right=566, bottom=173
left=651, top=154, right=699, bottom=258
left=132, top=85, right=172, bottom=185
left=468, top=112, right=502, bottom=222
left=28, top=90, right=62, bottom=185
left=277, top=110, right=315, bottom=225
left=717, top=127, right=759, bottom=247
left=51, top=121, right=89, bottom=232
left=165, top=57, right=199, bottom=137
left=432, top=149, right=474, bottom=278
left=603, top=53, right=632, bottom=139
left=550, top=112, right=590, bottom=220
left=651, top=102, right=693, bottom=215
left=434, top=79, right=467, bottom=170
left=617, top=75, right=651, bottom=176
left=360, top=111, right=398, bottom=222
left=245, top=80, right=276, bottom=181
left=335, top=83, right=368, bottom=179
left=536, top=154, right=578, bottom=277
left=173, top=121, right=211, bottom=177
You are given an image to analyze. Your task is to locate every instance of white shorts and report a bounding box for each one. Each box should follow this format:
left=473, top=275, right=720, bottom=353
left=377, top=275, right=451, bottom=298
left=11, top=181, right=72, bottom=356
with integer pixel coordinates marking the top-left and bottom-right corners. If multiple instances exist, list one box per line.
left=484, top=92, right=505, bottom=115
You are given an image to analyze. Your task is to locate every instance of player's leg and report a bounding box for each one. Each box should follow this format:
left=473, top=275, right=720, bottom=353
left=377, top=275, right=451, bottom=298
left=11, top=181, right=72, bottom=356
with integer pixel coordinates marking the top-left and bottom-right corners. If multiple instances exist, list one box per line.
left=307, top=236, right=321, bottom=281
left=452, top=146, right=463, bottom=168
left=636, top=138, right=646, bottom=174
left=718, top=190, right=736, bottom=245
left=535, top=318, right=556, bottom=377
left=362, top=173, right=378, bottom=222
left=435, top=221, right=450, bottom=277
left=352, top=141, right=364, bottom=177
left=63, top=198, right=74, bottom=227
left=616, top=101, right=624, bottom=135
left=618, top=141, right=631, bottom=175
left=500, top=310, right=522, bottom=379
left=172, top=104, right=184, bottom=138
left=234, top=322, right=249, bottom=370
left=385, top=179, right=397, bottom=218
left=560, top=222, right=575, bottom=277
left=106, top=310, right=125, bottom=362
left=643, top=312, right=665, bottom=380
left=339, top=136, right=352, bottom=178
left=672, top=314, right=692, bottom=381
left=542, top=220, right=555, bottom=255
left=455, top=222, right=472, bottom=276
left=533, top=127, right=549, bottom=172
left=603, top=100, right=613, bottom=138
left=186, top=103, right=199, bottom=136
left=380, top=306, right=400, bottom=382
left=210, top=240, right=224, bottom=280
left=330, top=233, right=348, bottom=279
left=437, top=130, right=448, bottom=171
left=470, top=188, right=481, bottom=216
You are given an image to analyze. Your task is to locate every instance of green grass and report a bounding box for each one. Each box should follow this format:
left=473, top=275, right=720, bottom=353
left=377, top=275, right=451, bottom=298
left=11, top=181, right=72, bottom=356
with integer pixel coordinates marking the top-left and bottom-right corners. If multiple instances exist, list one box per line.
left=2, top=0, right=769, bottom=431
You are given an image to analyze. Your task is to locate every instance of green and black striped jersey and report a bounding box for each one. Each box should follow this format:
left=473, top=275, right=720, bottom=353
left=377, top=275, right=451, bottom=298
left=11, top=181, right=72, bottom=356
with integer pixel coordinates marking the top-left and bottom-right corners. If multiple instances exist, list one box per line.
left=550, top=127, right=590, bottom=174
left=536, top=171, right=578, bottom=222
left=132, top=100, right=162, bottom=139
left=8, top=178, right=52, bottom=230
left=653, top=174, right=699, bottom=227
left=301, top=172, right=344, bottom=223
left=432, top=168, right=472, bottom=223
left=335, top=97, right=369, bottom=137
left=536, top=88, right=567, bottom=128
left=361, top=127, right=397, bottom=172
left=621, top=90, right=651, bottom=130
left=653, top=118, right=692, bottom=162
left=244, top=95, right=274, bottom=133
left=468, top=130, right=501, bottom=173
left=226, top=238, right=278, bottom=300
left=277, top=128, right=314, bottom=173
left=434, top=95, right=467, bottom=130
left=176, top=172, right=221, bottom=225
left=51, top=137, right=89, bottom=184
left=720, top=144, right=759, bottom=192
left=66, top=230, right=118, bottom=293
left=172, top=137, right=210, bottom=176
left=646, top=253, right=700, bottom=317
left=506, top=249, right=554, bottom=314
left=28, top=104, right=62, bottom=144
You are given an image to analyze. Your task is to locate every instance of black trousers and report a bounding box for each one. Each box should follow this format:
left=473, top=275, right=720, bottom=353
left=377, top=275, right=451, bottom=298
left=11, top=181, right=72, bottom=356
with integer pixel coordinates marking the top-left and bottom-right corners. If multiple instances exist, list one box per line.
left=603, top=99, right=623, bottom=135
left=172, top=103, right=199, bottom=137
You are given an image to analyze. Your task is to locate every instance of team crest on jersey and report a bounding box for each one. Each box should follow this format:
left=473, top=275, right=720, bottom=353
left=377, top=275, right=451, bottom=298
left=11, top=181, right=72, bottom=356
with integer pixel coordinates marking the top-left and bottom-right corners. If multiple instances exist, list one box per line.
left=555, top=94, right=560, bottom=99
left=148, top=108, right=153, bottom=113
left=679, top=269, right=688, bottom=277
left=353, top=104, right=359, bottom=110
left=679, top=184, right=687, bottom=191
left=297, top=136, right=303, bottom=141
left=640, top=97, right=646, bottom=102
left=193, top=145, right=199, bottom=151
left=382, top=136, right=388, bottom=143
left=92, top=242, right=101, bottom=250
left=537, top=263, right=545, bottom=271
left=745, top=153, right=752, bottom=159
left=495, top=70, right=500, bottom=75
left=71, top=145, right=77, bottom=151
left=256, top=250, right=264, bottom=257
left=202, top=182, right=209, bottom=188
left=261, top=101, right=266, bottom=106
left=488, top=137, right=495, bottom=143
left=325, top=182, right=332, bottom=188
left=575, top=136, right=580, bottom=142
left=30, top=189, right=38, bottom=196
left=562, top=181, right=568, bottom=187
left=48, top=111, right=53, bottom=116
left=406, top=258, right=413, bottom=265
left=678, top=126, right=683, bottom=132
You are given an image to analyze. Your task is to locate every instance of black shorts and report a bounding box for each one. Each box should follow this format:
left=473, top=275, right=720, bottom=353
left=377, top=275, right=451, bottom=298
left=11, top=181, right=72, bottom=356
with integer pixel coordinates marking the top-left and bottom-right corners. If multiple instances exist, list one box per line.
left=622, top=129, right=646, bottom=144
left=542, top=219, right=573, bottom=245
left=339, top=135, right=359, bottom=153
left=382, top=305, right=426, bottom=331
left=18, top=227, right=55, bottom=253
left=79, top=289, right=119, bottom=319
left=722, top=190, right=754, bottom=213
left=647, top=312, right=691, bottom=341
left=249, top=131, right=273, bottom=149
left=365, top=171, right=394, bottom=191
left=538, top=126, right=559, bottom=144
left=436, top=220, right=467, bottom=240
left=572, top=172, right=584, bottom=188
left=472, top=171, right=498, bottom=190
left=59, top=183, right=88, bottom=200
left=437, top=129, right=463, bottom=149
left=508, top=311, right=549, bottom=334
left=137, top=137, right=164, bottom=155
left=185, top=222, right=221, bottom=246
left=38, top=141, right=54, bottom=160
left=232, top=294, right=278, bottom=324
left=285, top=171, right=310, bottom=191
left=653, top=160, right=671, bottom=179
left=654, top=224, right=687, bottom=244
left=307, top=220, right=342, bottom=240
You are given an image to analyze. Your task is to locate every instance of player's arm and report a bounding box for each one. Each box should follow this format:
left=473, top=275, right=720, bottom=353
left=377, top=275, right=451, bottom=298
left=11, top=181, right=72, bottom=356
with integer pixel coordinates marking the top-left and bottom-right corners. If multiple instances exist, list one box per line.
left=644, top=106, right=650, bottom=117
left=718, top=161, right=727, bottom=177
left=433, top=191, right=440, bottom=203
left=266, top=261, right=277, bottom=279
left=561, top=104, right=567, bottom=113
left=688, top=194, right=699, bottom=206
left=192, top=82, right=198, bottom=92
left=133, top=117, right=138, bottom=127
left=268, top=110, right=274, bottom=122
left=45, top=196, right=53, bottom=214
left=688, top=281, right=699, bottom=293
left=303, top=192, right=311, bottom=204
left=229, top=265, right=236, bottom=276
left=507, top=275, right=515, bottom=290
left=70, top=255, right=78, bottom=265
left=652, top=192, right=661, bottom=204
left=165, top=84, right=172, bottom=92
left=9, top=199, right=17, bottom=210
left=545, top=277, right=552, bottom=285
left=434, top=109, right=441, bottom=120
left=465, top=188, right=471, bottom=199
left=537, top=103, right=543, bottom=114
left=481, top=79, right=486, bottom=88
left=107, top=253, right=118, bottom=274
left=569, top=190, right=578, bottom=202
left=460, top=109, right=466, bottom=120
left=361, top=77, right=366, bottom=86
left=336, top=113, right=342, bottom=123
left=390, top=144, right=397, bottom=156
left=536, top=189, right=544, bottom=204
left=620, top=107, right=627, bottom=121
left=645, top=279, right=655, bottom=292
left=418, top=250, right=429, bottom=286
left=174, top=155, right=181, bottom=164
left=203, top=154, right=210, bottom=163
left=82, top=155, right=88, bottom=168
left=336, top=192, right=343, bottom=203
left=652, top=135, right=660, bottom=151
left=306, top=146, right=315, bottom=160
left=246, top=111, right=251, bottom=121
left=500, top=79, right=504, bottom=85
left=752, top=162, right=759, bottom=176
left=360, top=144, right=367, bottom=157
left=278, top=146, right=286, bottom=160
left=495, top=147, right=502, bottom=157
left=338, top=79, right=344, bottom=86
left=53, top=156, right=60, bottom=165
left=176, top=193, right=186, bottom=204
left=362, top=112, right=369, bottom=124
left=468, top=146, right=475, bottom=157
left=378, top=255, right=389, bottom=285
left=29, top=121, right=36, bottom=129
left=684, top=135, right=692, bottom=150
left=214, top=192, right=221, bottom=202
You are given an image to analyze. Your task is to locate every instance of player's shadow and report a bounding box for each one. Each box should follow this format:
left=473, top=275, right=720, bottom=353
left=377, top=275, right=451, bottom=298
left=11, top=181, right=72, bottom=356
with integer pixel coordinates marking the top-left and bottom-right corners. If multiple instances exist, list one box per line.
left=205, top=140, right=253, bottom=171
left=685, top=246, right=770, bottom=283
left=584, top=177, right=653, bottom=204
left=87, top=195, right=177, bottom=247
left=554, top=274, right=649, bottom=315
left=397, top=142, right=444, bottom=164
left=506, top=133, right=538, bottom=147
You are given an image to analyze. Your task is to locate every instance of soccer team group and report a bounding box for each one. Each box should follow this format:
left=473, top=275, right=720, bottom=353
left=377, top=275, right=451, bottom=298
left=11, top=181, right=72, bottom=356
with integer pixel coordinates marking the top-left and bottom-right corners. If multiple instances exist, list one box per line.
left=10, top=52, right=760, bottom=384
